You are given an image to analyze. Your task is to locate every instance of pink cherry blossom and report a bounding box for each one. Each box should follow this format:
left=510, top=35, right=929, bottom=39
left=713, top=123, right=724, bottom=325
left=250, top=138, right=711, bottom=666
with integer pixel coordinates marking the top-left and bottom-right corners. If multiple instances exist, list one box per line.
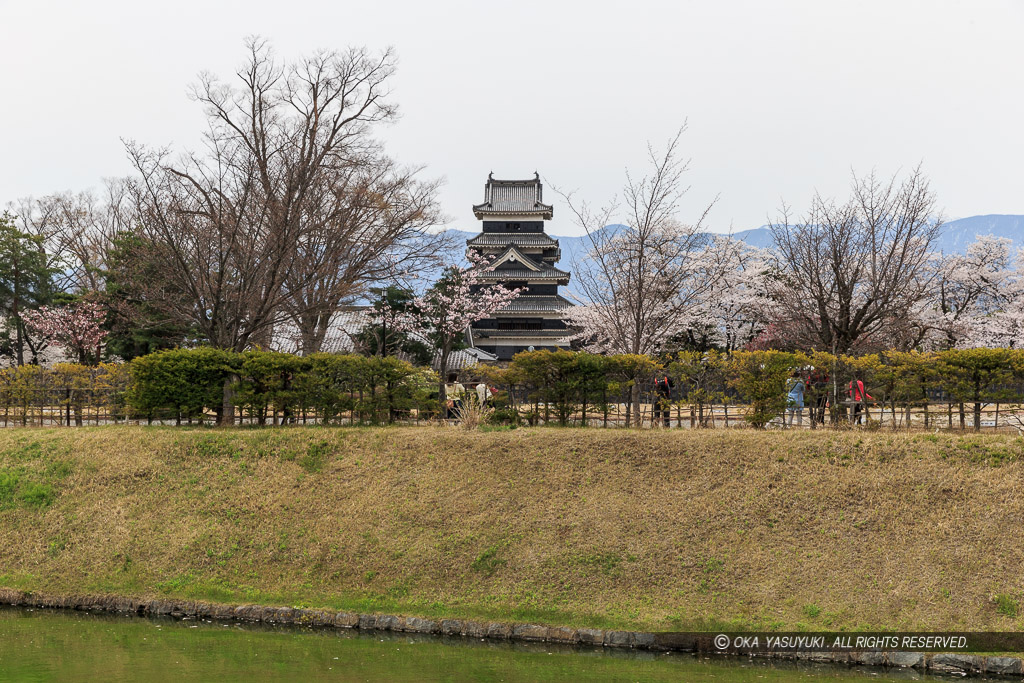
left=22, top=301, right=108, bottom=364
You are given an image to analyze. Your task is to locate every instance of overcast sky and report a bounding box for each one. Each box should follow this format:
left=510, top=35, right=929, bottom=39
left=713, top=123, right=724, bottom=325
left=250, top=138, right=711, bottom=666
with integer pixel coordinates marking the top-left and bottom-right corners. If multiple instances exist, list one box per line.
left=2, top=0, right=1022, bottom=235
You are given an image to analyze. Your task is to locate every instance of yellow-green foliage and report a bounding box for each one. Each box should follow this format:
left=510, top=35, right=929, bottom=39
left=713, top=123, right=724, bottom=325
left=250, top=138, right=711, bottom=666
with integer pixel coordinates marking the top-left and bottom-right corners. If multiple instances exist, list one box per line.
left=4, top=348, right=1024, bottom=429
left=0, top=363, right=129, bottom=426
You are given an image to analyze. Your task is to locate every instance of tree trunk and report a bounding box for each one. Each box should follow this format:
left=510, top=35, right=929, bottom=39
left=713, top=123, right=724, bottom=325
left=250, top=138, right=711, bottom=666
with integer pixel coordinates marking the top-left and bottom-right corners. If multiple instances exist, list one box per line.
left=438, top=348, right=449, bottom=421
left=13, top=279, right=24, bottom=367
left=219, top=376, right=236, bottom=427
left=294, top=312, right=330, bottom=356
left=630, top=383, right=641, bottom=428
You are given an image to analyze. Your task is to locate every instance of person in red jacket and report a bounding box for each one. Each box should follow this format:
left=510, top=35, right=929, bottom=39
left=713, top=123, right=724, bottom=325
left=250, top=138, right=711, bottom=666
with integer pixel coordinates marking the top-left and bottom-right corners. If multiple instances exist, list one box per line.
left=847, top=378, right=873, bottom=425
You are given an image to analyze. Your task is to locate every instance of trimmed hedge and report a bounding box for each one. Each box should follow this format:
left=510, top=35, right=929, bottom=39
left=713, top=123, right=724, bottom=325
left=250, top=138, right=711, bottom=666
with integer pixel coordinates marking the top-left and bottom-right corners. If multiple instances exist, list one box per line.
left=0, top=363, right=130, bottom=426
left=127, top=349, right=437, bottom=424
left=3, top=347, right=1024, bottom=429
left=483, top=348, right=1024, bottom=430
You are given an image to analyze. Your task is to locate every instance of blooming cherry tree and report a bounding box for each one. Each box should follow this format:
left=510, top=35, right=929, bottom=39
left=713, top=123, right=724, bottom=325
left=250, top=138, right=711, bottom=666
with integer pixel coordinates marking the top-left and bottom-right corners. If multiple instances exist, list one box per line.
left=684, top=237, right=775, bottom=352
left=22, top=301, right=108, bottom=365
left=960, top=246, right=1024, bottom=349
left=391, top=255, right=520, bottom=414
left=920, top=235, right=1014, bottom=349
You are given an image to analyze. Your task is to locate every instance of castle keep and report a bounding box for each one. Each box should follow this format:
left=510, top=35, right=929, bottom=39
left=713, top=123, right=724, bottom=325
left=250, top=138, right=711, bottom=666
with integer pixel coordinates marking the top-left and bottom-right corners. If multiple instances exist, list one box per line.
left=466, top=173, right=572, bottom=360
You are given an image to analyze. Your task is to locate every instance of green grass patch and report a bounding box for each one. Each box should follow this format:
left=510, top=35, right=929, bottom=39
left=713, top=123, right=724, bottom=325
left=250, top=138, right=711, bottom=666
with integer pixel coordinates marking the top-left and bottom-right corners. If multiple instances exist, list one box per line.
left=471, top=543, right=507, bottom=576
left=995, top=593, right=1020, bottom=618
left=576, top=552, right=623, bottom=577
left=299, top=440, right=331, bottom=473
left=0, top=468, right=57, bottom=509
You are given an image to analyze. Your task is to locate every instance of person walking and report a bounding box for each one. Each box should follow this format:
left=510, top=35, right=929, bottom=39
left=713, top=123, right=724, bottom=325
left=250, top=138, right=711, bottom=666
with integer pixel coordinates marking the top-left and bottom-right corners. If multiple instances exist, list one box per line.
left=809, top=367, right=829, bottom=426
left=652, top=375, right=673, bottom=428
left=445, top=374, right=466, bottom=420
left=848, top=377, right=873, bottom=425
left=475, top=381, right=492, bottom=407
left=785, top=371, right=805, bottom=428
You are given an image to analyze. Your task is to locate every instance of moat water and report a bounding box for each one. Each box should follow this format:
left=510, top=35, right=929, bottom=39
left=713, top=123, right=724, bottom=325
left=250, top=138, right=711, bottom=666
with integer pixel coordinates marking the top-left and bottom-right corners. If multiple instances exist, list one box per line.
left=0, top=606, right=973, bottom=681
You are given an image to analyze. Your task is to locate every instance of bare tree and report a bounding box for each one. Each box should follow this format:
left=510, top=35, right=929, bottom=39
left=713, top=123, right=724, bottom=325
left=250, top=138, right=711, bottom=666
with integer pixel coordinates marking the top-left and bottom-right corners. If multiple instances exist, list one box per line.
left=769, top=166, right=943, bottom=354
left=556, top=127, right=726, bottom=424
left=122, top=39, right=424, bottom=422
left=123, top=38, right=412, bottom=352
left=9, top=181, right=131, bottom=296
left=282, top=158, right=450, bottom=354
left=558, top=128, right=722, bottom=356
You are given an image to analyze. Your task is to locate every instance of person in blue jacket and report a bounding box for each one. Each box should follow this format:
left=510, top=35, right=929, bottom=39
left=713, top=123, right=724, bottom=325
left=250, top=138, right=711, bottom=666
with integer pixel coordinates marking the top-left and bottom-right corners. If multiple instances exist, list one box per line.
left=785, top=370, right=805, bottom=427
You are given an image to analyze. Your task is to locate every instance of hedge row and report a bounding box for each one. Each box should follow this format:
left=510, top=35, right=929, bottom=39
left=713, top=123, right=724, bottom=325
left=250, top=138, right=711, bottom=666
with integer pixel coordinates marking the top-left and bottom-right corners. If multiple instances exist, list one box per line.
left=128, top=349, right=437, bottom=424
left=2, top=347, right=1023, bottom=429
left=0, top=350, right=435, bottom=425
left=0, top=363, right=130, bottom=426
left=485, top=348, right=1024, bottom=429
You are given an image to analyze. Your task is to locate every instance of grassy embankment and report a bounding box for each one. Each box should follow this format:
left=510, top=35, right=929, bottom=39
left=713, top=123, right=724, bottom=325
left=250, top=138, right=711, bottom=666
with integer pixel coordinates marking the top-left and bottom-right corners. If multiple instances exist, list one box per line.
left=0, top=425, right=1022, bottom=633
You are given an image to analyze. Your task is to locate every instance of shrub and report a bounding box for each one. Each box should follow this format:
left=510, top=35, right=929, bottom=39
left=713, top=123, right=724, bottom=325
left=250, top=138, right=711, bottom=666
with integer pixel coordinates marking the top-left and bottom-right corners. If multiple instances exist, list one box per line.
left=128, top=349, right=433, bottom=425
left=128, top=347, right=238, bottom=422
left=728, top=351, right=804, bottom=428
left=488, top=408, right=521, bottom=426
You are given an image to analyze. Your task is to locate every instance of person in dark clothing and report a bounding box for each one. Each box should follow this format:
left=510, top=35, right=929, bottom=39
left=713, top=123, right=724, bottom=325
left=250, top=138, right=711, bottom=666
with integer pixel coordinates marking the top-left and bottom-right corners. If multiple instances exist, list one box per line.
left=652, top=375, right=673, bottom=427
left=809, top=367, right=829, bottom=426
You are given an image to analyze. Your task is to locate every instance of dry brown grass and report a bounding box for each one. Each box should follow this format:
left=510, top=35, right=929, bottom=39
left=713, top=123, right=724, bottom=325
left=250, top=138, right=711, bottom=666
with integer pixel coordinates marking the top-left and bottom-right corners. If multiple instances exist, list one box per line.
left=0, top=425, right=1022, bottom=632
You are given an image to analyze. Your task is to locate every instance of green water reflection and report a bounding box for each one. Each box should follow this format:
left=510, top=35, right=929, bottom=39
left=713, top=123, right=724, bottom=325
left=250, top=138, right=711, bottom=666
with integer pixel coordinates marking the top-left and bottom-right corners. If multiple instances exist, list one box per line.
left=0, top=607, right=957, bottom=681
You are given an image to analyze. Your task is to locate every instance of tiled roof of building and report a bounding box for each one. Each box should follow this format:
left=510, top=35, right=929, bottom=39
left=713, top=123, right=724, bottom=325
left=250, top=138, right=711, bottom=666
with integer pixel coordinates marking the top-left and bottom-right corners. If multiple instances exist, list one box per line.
left=446, top=346, right=499, bottom=371
left=467, top=232, right=559, bottom=248
left=270, top=308, right=496, bottom=371
left=472, top=173, right=554, bottom=219
left=487, top=244, right=548, bottom=271
left=498, top=295, right=573, bottom=312
left=478, top=265, right=570, bottom=280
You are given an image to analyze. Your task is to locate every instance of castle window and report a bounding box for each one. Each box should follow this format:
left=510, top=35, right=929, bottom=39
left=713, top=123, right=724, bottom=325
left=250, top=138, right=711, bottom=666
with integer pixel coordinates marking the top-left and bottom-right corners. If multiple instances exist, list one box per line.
left=497, top=319, right=543, bottom=330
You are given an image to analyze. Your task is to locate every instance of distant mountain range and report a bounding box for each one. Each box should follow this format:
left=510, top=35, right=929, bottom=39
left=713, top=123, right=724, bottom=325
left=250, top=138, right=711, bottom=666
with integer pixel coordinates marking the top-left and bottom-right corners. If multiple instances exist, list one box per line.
left=727, top=215, right=1024, bottom=254
left=449, top=214, right=1023, bottom=269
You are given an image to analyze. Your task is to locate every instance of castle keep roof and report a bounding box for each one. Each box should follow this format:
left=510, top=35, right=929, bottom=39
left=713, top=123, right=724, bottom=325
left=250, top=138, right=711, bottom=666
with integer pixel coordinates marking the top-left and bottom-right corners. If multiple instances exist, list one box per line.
left=467, top=232, right=559, bottom=248
left=477, top=245, right=570, bottom=282
left=472, top=173, right=554, bottom=219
